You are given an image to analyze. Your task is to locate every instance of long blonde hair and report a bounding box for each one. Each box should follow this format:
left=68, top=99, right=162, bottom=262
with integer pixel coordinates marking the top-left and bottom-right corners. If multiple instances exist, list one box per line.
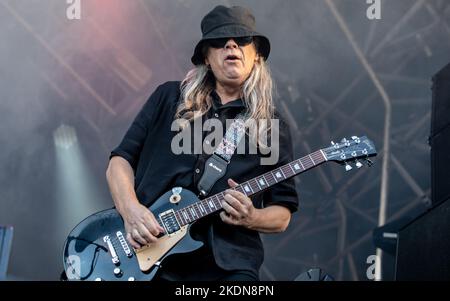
left=175, top=58, right=275, bottom=148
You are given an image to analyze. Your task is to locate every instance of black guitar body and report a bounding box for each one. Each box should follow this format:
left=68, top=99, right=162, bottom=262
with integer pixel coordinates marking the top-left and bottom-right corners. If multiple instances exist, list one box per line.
left=63, top=188, right=203, bottom=281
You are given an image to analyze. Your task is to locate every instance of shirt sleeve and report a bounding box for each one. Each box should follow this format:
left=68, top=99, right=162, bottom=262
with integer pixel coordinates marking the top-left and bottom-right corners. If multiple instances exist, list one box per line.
left=109, top=83, right=166, bottom=170
left=261, top=115, right=299, bottom=213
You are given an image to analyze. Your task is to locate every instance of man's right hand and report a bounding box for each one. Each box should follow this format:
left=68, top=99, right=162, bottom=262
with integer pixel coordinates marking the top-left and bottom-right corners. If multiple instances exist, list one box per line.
left=122, top=202, right=165, bottom=249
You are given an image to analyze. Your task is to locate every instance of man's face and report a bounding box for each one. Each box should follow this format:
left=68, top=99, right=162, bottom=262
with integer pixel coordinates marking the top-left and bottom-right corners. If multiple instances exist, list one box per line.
left=205, top=38, right=259, bottom=87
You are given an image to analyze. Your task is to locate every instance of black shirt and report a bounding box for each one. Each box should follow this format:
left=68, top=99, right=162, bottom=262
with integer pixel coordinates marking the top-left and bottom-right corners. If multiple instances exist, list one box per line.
left=110, top=81, right=299, bottom=276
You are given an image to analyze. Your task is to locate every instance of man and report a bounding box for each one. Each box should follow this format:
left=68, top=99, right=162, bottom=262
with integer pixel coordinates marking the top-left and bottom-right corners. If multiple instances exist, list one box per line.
left=106, top=5, right=298, bottom=281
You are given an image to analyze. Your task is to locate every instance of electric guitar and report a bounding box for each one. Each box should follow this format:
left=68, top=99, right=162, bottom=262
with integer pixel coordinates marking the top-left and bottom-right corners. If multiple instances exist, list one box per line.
left=63, top=136, right=376, bottom=281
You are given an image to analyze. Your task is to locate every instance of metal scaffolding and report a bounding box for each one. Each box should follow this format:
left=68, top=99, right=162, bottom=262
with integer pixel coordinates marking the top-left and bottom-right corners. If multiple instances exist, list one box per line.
left=260, top=0, right=445, bottom=280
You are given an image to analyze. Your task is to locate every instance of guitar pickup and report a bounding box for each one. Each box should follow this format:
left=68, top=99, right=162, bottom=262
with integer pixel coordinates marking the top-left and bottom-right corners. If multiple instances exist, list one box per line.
left=159, top=209, right=181, bottom=235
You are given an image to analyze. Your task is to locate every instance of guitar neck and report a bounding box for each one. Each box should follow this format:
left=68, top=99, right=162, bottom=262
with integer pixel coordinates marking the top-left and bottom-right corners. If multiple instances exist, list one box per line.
left=173, top=149, right=327, bottom=227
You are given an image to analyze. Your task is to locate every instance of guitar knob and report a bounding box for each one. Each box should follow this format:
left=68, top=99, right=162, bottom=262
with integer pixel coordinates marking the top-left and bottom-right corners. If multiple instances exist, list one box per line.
left=128, top=277, right=135, bottom=281
left=94, top=277, right=102, bottom=281
left=113, top=268, right=122, bottom=277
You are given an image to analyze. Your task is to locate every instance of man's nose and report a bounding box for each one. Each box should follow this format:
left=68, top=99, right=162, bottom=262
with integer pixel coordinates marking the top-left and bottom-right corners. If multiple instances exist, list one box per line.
left=225, top=39, right=238, bottom=49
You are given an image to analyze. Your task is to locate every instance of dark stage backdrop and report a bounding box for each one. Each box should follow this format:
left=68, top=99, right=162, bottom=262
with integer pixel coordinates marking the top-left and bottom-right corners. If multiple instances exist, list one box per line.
left=1, top=0, right=448, bottom=280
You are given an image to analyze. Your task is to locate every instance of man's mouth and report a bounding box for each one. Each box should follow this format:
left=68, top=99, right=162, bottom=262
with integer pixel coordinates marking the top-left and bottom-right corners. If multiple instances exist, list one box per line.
left=225, top=54, right=241, bottom=62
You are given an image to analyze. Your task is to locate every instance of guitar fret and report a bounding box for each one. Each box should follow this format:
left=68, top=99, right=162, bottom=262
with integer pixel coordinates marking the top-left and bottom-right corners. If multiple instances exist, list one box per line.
left=316, top=152, right=325, bottom=162
left=267, top=172, right=277, bottom=186
left=263, top=174, right=270, bottom=186
left=182, top=209, right=190, bottom=222
left=242, top=182, right=253, bottom=194
left=215, top=195, right=222, bottom=209
left=319, top=149, right=327, bottom=161
left=235, top=186, right=245, bottom=195
left=282, top=166, right=292, bottom=177
left=218, top=194, right=224, bottom=208
left=250, top=180, right=259, bottom=192
left=311, top=152, right=320, bottom=161
left=181, top=212, right=187, bottom=225
left=300, top=157, right=311, bottom=169
left=279, top=168, right=286, bottom=178
left=274, top=169, right=284, bottom=181
left=292, top=161, right=302, bottom=172
left=202, top=200, right=211, bottom=213
left=199, top=202, right=206, bottom=215
left=195, top=206, right=201, bottom=218
left=269, top=171, right=277, bottom=183
left=176, top=212, right=185, bottom=226
left=214, top=195, right=221, bottom=209
left=253, top=178, right=262, bottom=191
left=194, top=203, right=202, bottom=218
left=208, top=199, right=215, bottom=210
left=298, top=159, right=305, bottom=170
left=271, top=171, right=277, bottom=182
left=288, top=164, right=295, bottom=174
left=189, top=206, right=196, bottom=219
left=182, top=211, right=188, bottom=225
left=257, top=176, right=267, bottom=188
left=187, top=206, right=195, bottom=221
left=189, top=207, right=196, bottom=219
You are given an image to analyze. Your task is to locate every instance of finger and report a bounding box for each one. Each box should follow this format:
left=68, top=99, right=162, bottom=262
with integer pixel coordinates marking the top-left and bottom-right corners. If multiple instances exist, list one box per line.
left=126, top=232, right=141, bottom=249
left=148, top=211, right=165, bottom=233
left=220, top=211, right=239, bottom=225
left=224, top=193, right=246, bottom=214
left=222, top=199, right=244, bottom=219
left=225, top=189, right=252, bottom=206
left=131, top=228, right=148, bottom=245
left=148, top=217, right=165, bottom=237
left=138, top=224, right=158, bottom=244
left=227, top=178, right=239, bottom=188
left=142, top=216, right=160, bottom=237
left=141, top=212, right=164, bottom=236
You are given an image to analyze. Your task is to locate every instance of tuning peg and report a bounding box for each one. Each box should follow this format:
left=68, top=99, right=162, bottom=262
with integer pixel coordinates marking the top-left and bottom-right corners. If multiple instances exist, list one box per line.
left=351, top=136, right=361, bottom=143
left=355, top=160, right=363, bottom=169
left=331, top=141, right=335, bottom=145
left=345, top=163, right=352, bottom=171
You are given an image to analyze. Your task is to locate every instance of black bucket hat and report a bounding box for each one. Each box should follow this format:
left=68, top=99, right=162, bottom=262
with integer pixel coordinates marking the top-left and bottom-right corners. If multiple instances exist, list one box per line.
left=191, top=5, right=271, bottom=65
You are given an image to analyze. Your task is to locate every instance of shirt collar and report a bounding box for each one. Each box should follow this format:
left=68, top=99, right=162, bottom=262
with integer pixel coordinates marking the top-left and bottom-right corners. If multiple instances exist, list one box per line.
left=210, top=90, right=245, bottom=111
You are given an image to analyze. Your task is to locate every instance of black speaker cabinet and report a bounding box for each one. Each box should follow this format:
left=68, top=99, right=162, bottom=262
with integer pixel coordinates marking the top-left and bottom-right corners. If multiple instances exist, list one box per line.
left=431, top=62, right=450, bottom=137
left=395, top=198, right=450, bottom=280
left=431, top=126, right=450, bottom=206
left=431, top=63, right=450, bottom=206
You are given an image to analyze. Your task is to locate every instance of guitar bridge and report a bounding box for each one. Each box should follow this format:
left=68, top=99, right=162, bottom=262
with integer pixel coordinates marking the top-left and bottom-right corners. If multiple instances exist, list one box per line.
left=103, top=235, right=119, bottom=265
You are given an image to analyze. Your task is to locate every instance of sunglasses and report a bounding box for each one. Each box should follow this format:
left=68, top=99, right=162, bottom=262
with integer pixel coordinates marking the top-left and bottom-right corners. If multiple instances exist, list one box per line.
left=207, top=36, right=254, bottom=48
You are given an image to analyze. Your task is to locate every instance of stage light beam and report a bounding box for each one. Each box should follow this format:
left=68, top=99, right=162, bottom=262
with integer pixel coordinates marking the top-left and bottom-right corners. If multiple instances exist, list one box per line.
left=53, top=124, right=104, bottom=242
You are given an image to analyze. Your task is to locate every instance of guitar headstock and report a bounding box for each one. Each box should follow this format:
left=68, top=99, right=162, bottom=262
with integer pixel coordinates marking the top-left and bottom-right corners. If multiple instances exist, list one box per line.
left=322, top=136, right=377, bottom=171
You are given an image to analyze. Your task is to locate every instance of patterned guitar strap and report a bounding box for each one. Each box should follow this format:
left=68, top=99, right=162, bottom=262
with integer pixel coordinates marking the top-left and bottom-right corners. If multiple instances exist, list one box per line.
left=197, top=113, right=246, bottom=196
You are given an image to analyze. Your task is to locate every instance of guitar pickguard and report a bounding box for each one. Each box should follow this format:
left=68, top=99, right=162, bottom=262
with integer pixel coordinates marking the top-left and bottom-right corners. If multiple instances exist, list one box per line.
left=134, top=225, right=188, bottom=272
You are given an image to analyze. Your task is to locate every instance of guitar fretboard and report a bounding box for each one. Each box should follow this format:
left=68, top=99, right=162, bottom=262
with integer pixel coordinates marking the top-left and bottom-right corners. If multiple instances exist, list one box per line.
left=173, top=150, right=326, bottom=227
